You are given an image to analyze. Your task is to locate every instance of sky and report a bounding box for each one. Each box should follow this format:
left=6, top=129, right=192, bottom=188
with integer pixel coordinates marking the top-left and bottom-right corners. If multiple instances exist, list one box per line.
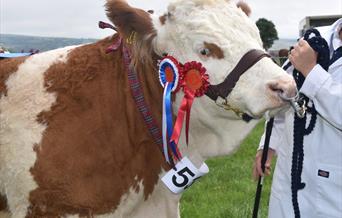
left=0, top=0, right=341, bottom=39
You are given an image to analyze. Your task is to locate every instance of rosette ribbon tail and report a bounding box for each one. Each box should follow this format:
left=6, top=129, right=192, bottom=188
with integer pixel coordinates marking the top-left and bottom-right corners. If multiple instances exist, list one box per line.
left=185, top=89, right=195, bottom=145
left=159, top=55, right=181, bottom=164
left=169, top=100, right=186, bottom=161
left=162, top=82, right=173, bottom=164
left=170, top=90, right=195, bottom=159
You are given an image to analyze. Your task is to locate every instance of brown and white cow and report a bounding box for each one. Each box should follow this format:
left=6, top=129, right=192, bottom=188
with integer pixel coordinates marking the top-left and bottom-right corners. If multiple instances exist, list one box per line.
left=0, top=0, right=296, bottom=217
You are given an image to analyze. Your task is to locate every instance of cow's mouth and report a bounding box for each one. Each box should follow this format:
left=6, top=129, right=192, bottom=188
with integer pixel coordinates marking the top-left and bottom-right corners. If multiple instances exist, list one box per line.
left=240, top=82, right=299, bottom=120
left=215, top=98, right=258, bottom=122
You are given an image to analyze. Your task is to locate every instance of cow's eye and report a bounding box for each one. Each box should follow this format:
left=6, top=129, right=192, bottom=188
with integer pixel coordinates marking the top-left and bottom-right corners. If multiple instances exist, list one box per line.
left=200, top=48, right=210, bottom=56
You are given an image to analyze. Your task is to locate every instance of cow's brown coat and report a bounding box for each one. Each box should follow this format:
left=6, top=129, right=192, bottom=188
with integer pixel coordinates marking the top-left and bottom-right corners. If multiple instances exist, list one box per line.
left=26, top=34, right=168, bottom=217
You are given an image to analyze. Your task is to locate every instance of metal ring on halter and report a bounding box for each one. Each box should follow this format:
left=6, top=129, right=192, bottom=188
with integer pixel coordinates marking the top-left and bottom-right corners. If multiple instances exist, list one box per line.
left=215, top=97, right=245, bottom=118
left=278, top=89, right=306, bottom=118
left=215, top=96, right=228, bottom=108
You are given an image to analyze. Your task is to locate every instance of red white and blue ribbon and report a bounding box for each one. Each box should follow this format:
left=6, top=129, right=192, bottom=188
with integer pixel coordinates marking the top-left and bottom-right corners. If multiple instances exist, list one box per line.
left=158, top=56, right=181, bottom=163
left=170, top=61, right=209, bottom=151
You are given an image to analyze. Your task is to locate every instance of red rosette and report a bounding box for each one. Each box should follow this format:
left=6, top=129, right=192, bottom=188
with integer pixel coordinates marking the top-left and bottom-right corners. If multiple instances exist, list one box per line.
left=179, top=61, right=210, bottom=97
left=170, top=60, right=210, bottom=148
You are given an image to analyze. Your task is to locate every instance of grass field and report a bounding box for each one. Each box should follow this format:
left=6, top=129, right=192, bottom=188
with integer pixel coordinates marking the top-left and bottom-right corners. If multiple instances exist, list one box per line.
left=180, top=121, right=275, bottom=218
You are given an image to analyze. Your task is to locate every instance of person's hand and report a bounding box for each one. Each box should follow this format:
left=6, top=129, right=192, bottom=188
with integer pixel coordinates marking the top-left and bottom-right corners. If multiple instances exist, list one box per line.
left=252, top=148, right=275, bottom=181
left=288, top=39, right=317, bottom=77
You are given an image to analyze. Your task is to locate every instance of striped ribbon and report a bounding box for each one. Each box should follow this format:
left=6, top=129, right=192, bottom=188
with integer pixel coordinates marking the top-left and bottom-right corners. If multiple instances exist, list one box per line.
left=122, top=46, right=167, bottom=158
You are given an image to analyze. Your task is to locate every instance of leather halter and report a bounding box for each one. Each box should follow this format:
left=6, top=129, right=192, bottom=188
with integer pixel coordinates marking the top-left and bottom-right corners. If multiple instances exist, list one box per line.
left=205, top=49, right=271, bottom=101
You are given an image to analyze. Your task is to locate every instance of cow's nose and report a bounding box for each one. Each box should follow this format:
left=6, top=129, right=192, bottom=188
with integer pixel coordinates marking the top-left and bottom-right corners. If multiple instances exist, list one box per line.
left=267, top=76, right=297, bottom=99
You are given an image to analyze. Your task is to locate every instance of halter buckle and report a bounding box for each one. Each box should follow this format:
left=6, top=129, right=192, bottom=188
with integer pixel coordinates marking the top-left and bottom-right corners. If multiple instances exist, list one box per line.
left=289, top=99, right=306, bottom=118
left=215, top=97, right=244, bottom=118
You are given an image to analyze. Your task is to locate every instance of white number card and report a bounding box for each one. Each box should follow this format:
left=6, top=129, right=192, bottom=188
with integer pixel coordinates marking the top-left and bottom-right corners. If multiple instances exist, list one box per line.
left=162, top=157, right=209, bottom=194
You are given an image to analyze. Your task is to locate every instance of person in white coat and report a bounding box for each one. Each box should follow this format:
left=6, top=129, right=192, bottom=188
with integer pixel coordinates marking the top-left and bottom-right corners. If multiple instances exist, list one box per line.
left=253, top=18, right=342, bottom=218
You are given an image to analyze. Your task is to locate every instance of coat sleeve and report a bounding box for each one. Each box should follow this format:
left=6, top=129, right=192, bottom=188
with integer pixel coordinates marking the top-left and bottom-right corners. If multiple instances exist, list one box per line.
left=258, top=112, right=286, bottom=154
left=300, top=64, right=342, bottom=130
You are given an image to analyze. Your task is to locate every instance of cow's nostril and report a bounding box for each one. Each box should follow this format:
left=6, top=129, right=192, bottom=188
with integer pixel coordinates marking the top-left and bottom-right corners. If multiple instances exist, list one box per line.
left=267, top=77, right=297, bottom=100
left=268, top=83, right=284, bottom=94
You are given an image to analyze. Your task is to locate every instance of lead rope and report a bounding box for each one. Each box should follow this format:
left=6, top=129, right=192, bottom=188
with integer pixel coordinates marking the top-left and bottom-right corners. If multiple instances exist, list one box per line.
left=289, top=28, right=330, bottom=218
left=252, top=118, right=274, bottom=218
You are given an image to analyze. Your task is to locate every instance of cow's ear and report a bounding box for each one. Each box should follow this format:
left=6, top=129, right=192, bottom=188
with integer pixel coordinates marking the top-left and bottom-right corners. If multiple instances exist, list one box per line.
left=105, top=0, right=155, bottom=39
left=237, top=1, right=251, bottom=17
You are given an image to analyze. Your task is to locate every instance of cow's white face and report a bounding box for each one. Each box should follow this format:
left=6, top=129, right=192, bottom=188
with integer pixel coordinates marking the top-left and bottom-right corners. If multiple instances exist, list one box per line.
left=105, top=0, right=296, bottom=159
left=152, top=0, right=296, bottom=118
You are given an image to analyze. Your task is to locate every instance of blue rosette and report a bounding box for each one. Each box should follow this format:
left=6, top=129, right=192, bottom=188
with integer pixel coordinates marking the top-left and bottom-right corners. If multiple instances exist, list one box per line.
left=158, top=56, right=181, bottom=163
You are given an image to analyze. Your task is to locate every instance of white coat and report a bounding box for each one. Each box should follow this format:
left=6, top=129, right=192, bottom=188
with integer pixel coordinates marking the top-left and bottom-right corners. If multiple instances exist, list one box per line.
left=259, top=19, right=342, bottom=218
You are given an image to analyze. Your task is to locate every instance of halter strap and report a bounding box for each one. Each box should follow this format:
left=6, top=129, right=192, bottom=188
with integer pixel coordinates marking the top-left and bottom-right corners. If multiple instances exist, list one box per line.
left=205, top=49, right=270, bottom=101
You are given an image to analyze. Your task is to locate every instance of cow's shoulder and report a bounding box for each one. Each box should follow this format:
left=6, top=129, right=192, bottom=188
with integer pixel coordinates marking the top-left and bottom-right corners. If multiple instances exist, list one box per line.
left=26, top=34, right=167, bottom=217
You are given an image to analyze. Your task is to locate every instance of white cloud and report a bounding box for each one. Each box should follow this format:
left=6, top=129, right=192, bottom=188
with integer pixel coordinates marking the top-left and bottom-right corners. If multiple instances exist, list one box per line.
left=0, top=0, right=341, bottom=39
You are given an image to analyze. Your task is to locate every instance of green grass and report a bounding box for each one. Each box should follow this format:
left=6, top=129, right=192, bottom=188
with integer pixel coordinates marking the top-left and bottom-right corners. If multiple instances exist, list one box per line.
left=180, top=121, right=275, bottom=218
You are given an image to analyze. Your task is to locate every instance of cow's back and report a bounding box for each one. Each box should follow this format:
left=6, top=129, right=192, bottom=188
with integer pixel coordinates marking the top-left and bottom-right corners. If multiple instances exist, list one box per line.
left=0, top=36, right=166, bottom=217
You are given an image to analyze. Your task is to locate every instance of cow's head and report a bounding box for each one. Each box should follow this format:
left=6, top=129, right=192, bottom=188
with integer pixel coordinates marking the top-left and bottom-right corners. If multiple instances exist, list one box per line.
left=106, top=0, right=295, bottom=121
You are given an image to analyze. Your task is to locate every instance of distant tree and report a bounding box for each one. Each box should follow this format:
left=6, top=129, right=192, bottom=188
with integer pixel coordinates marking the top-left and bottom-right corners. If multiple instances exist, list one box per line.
left=256, top=18, right=279, bottom=50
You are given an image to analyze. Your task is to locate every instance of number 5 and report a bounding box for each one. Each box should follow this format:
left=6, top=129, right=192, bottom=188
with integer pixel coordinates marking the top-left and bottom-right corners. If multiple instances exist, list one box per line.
left=172, top=167, right=195, bottom=188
